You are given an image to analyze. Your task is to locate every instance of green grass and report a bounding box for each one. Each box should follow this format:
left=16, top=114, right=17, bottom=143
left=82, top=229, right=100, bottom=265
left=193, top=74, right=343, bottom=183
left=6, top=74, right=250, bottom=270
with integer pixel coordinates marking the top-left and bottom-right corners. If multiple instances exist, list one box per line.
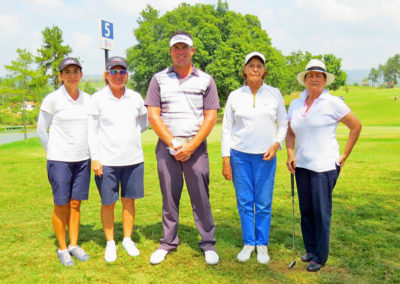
left=0, top=86, right=399, bottom=283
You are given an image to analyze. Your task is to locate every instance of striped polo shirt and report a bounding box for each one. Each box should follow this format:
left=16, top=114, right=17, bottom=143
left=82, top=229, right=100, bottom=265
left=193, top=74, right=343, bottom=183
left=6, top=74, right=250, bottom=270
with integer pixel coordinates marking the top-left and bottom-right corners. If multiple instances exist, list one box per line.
left=145, top=66, right=219, bottom=137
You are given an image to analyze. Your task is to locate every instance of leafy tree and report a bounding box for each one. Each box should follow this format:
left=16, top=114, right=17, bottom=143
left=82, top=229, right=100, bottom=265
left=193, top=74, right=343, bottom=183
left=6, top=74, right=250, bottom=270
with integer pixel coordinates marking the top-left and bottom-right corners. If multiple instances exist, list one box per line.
left=368, top=68, right=381, bottom=86
left=381, top=54, right=400, bottom=85
left=126, top=1, right=289, bottom=106
left=368, top=67, right=380, bottom=86
left=3, top=49, right=48, bottom=101
left=323, top=53, right=347, bottom=90
left=285, top=50, right=313, bottom=92
left=36, top=25, right=72, bottom=89
left=127, top=2, right=347, bottom=104
left=2, top=49, right=48, bottom=133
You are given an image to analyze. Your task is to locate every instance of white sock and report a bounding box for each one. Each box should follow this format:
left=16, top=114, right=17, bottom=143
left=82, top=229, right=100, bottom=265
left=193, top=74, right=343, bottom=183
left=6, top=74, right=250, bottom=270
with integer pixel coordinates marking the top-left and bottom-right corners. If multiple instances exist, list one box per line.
left=106, top=240, right=115, bottom=247
left=58, top=248, right=68, bottom=253
left=68, top=245, right=77, bottom=251
left=123, top=237, right=131, bottom=243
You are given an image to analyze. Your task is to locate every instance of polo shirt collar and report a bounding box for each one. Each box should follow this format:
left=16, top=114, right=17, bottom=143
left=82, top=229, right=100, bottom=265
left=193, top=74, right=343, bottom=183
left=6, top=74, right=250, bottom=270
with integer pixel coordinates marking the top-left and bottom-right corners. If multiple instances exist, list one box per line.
left=243, top=82, right=266, bottom=94
left=106, top=85, right=128, bottom=100
left=167, top=65, right=199, bottom=78
left=61, top=85, right=81, bottom=103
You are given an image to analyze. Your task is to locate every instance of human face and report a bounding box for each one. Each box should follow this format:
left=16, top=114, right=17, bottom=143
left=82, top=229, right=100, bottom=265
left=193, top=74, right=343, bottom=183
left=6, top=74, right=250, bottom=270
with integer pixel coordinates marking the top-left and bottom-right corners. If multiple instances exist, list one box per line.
left=243, top=57, right=265, bottom=83
left=304, top=71, right=326, bottom=93
left=59, top=65, right=82, bottom=88
left=106, top=66, right=128, bottom=88
left=170, top=43, right=194, bottom=69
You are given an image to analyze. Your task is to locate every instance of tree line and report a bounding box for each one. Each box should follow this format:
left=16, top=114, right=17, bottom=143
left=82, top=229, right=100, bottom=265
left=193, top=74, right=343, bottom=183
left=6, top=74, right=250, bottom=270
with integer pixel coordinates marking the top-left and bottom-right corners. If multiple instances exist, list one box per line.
left=368, top=54, right=400, bottom=87
left=1, top=1, right=347, bottom=116
left=127, top=1, right=346, bottom=106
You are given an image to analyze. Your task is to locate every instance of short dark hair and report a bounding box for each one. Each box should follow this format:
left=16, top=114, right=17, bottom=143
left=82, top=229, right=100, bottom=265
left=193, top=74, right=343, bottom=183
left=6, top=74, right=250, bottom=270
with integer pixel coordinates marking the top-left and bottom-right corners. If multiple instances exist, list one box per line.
left=170, top=30, right=192, bottom=40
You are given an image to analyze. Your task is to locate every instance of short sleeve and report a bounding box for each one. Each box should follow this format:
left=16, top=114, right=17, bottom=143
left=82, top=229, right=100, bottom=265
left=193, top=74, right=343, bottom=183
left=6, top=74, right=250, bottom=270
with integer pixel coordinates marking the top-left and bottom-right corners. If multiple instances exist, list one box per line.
left=40, top=94, right=55, bottom=115
left=203, top=77, right=220, bottom=110
left=331, top=97, right=350, bottom=121
left=145, top=76, right=161, bottom=107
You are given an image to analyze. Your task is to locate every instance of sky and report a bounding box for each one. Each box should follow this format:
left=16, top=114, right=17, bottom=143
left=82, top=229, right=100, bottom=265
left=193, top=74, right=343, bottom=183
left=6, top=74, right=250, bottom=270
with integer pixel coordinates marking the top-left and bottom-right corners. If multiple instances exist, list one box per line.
left=1, top=0, right=400, bottom=77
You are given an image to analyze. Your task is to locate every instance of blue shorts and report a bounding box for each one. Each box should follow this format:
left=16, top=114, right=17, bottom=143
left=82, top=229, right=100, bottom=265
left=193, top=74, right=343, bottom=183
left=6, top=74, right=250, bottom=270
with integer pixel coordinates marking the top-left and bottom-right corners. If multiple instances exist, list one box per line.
left=95, top=163, right=144, bottom=205
left=47, top=159, right=91, bottom=205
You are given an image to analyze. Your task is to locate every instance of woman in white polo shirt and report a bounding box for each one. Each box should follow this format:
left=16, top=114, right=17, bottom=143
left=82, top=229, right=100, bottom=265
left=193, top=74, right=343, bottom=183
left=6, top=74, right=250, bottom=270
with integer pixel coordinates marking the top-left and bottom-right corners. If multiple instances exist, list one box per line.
left=221, top=52, right=288, bottom=264
left=37, top=57, right=91, bottom=266
left=286, top=59, right=361, bottom=272
left=88, top=56, right=148, bottom=262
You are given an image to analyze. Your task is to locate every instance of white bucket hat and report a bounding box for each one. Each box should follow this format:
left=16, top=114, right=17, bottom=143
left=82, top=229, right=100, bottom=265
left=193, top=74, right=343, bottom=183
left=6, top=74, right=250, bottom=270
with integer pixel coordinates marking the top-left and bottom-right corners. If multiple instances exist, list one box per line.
left=297, top=59, right=335, bottom=86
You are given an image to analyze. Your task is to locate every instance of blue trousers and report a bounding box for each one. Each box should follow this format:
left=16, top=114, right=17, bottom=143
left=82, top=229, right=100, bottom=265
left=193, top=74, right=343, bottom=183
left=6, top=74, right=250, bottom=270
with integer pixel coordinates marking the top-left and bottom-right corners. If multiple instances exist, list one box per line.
left=230, top=149, right=276, bottom=246
left=295, top=166, right=340, bottom=264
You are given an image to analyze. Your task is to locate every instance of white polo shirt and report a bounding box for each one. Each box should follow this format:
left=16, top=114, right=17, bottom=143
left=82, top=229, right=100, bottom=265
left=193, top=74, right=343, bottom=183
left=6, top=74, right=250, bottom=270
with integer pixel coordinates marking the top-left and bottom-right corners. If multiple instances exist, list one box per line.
left=38, top=85, right=90, bottom=162
left=221, top=83, right=288, bottom=157
left=88, top=86, right=148, bottom=166
left=288, top=89, right=350, bottom=172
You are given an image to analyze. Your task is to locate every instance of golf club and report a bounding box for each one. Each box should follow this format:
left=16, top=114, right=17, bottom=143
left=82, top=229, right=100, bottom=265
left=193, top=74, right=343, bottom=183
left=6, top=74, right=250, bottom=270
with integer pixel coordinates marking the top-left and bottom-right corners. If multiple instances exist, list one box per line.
left=288, top=173, right=296, bottom=269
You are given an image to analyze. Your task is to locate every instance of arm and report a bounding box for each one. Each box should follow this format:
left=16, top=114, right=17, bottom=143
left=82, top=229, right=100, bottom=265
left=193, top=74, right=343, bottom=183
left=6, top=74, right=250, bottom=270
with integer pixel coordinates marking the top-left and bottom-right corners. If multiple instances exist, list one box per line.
left=147, top=106, right=175, bottom=147
left=263, top=142, right=281, bottom=161
left=338, top=112, right=362, bottom=168
left=264, top=92, right=288, bottom=161
left=88, top=114, right=103, bottom=177
left=222, top=156, right=232, bottom=181
left=174, top=109, right=217, bottom=162
left=36, top=110, right=51, bottom=151
left=138, top=96, right=149, bottom=132
left=285, top=122, right=296, bottom=174
left=221, top=96, right=233, bottom=180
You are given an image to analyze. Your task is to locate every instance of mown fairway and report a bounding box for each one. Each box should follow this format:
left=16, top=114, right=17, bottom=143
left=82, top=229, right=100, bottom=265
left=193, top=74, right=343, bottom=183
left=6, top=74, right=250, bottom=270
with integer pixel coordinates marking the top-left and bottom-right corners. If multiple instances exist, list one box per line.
left=0, top=86, right=399, bottom=283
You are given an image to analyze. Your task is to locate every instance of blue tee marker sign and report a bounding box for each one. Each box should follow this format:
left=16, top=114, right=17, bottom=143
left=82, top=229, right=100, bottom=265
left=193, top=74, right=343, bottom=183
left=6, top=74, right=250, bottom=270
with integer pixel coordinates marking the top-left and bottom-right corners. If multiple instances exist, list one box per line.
left=99, top=19, right=114, bottom=50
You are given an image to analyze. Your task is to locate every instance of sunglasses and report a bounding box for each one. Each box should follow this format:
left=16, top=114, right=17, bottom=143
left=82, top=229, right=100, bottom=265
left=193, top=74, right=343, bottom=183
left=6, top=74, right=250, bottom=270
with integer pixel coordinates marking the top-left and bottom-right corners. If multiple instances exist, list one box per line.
left=108, top=70, right=128, bottom=75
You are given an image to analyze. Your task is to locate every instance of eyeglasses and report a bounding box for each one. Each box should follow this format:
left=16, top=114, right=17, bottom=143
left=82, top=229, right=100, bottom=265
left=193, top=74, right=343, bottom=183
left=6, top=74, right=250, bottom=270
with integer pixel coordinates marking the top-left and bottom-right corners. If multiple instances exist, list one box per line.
left=108, top=70, right=128, bottom=75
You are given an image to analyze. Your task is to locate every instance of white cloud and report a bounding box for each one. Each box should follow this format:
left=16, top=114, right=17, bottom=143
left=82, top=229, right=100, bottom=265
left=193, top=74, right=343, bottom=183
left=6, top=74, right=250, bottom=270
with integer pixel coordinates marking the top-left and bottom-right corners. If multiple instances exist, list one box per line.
left=29, top=0, right=64, bottom=9
left=97, top=0, right=208, bottom=16
left=293, top=0, right=400, bottom=30
left=0, top=14, right=20, bottom=38
left=72, top=32, right=94, bottom=49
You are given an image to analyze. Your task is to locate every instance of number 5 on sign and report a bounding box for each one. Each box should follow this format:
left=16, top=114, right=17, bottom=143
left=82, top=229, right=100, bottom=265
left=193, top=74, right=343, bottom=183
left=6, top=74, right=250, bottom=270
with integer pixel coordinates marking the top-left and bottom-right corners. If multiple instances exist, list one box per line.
left=99, top=19, right=114, bottom=50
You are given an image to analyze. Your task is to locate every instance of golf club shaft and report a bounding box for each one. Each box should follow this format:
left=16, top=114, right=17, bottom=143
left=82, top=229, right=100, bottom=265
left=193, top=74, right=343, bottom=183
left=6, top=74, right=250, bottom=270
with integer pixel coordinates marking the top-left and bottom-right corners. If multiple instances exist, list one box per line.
left=291, top=174, right=295, bottom=260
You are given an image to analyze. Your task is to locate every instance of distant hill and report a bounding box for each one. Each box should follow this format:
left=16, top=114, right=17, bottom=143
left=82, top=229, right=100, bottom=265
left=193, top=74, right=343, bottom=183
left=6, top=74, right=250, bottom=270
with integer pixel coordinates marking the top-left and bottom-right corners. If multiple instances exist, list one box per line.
left=344, top=69, right=369, bottom=85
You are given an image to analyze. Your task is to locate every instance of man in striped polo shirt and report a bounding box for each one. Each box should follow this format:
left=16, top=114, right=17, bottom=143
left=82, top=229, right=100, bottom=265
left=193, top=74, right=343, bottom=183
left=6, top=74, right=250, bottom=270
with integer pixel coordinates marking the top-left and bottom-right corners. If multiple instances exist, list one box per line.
left=145, top=30, right=220, bottom=265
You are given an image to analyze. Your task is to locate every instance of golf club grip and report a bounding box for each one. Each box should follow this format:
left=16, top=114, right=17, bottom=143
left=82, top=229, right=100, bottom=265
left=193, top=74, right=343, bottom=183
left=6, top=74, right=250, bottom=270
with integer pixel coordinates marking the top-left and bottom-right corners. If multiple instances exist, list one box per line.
left=291, top=174, right=294, bottom=196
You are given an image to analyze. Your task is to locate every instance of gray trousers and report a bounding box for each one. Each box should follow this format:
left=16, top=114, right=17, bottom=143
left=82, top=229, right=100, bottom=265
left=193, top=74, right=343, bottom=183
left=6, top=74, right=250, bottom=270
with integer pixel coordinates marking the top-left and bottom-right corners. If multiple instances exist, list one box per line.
left=155, top=139, right=216, bottom=252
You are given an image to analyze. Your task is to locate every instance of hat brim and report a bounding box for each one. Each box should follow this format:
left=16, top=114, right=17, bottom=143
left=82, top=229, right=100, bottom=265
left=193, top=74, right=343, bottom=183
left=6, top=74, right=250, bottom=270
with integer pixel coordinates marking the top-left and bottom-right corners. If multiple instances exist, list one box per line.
left=107, top=64, right=127, bottom=70
left=297, top=70, right=335, bottom=86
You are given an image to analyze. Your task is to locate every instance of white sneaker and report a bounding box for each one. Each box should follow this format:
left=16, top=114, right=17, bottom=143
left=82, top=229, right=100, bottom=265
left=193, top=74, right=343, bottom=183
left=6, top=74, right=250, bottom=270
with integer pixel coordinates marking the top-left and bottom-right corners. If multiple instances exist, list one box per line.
left=122, top=239, right=140, bottom=256
left=69, top=245, right=90, bottom=261
left=150, top=249, right=168, bottom=265
left=105, top=241, right=117, bottom=263
left=204, top=250, right=219, bottom=265
left=57, top=249, right=74, bottom=267
left=237, top=245, right=255, bottom=262
left=256, top=245, right=270, bottom=264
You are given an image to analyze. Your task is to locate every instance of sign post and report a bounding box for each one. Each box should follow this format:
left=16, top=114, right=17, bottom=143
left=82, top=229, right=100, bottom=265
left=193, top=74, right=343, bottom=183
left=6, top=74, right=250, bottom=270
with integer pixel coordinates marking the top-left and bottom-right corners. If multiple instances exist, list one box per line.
left=99, top=19, right=114, bottom=69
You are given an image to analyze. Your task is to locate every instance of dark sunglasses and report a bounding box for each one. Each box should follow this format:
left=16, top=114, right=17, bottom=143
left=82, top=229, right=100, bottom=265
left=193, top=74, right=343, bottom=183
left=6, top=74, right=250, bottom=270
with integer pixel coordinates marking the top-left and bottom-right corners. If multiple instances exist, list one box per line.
left=108, top=70, right=128, bottom=75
